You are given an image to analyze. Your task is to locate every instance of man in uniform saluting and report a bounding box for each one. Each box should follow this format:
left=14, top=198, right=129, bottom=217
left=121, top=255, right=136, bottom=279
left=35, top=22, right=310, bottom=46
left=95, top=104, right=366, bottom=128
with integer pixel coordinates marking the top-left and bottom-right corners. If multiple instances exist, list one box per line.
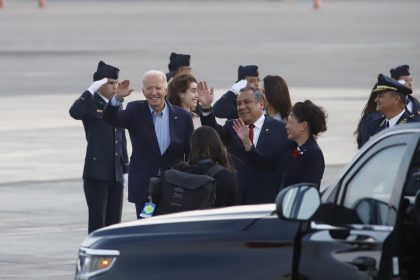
left=362, top=74, right=420, bottom=146
left=213, top=65, right=260, bottom=120
left=69, top=61, right=129, bottom=234
left=390, top=64, right=419, bottom=116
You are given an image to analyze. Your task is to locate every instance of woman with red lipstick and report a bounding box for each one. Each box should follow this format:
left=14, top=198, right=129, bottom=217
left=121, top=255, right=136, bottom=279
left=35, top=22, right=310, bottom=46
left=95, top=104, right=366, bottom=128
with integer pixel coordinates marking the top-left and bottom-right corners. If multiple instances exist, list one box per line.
left=281, top=100, right=327, bottom=188
left=167, top=73, right=201, bottom=129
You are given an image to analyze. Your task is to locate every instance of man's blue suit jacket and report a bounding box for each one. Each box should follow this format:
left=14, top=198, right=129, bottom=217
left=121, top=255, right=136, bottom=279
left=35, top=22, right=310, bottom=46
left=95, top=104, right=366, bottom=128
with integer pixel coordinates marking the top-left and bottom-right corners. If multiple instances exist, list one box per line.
left=104, top=100, right=194, bottom=204
left=201, top=112, right=287, bottom=204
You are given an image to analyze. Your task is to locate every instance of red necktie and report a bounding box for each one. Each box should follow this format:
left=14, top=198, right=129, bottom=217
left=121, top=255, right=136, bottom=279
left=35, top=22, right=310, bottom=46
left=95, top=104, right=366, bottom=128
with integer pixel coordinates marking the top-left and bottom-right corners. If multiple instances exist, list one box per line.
left=248, top=124, right=255, bottom=143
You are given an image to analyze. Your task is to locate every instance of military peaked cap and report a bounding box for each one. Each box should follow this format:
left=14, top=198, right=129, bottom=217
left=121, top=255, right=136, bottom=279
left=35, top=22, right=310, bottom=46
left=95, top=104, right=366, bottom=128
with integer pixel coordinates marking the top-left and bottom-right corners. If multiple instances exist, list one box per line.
left=373, top=74, right=412, bottom=96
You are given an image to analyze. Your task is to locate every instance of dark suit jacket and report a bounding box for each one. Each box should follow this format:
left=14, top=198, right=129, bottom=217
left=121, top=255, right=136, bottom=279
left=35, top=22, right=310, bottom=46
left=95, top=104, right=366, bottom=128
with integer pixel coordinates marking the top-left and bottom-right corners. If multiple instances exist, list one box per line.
left=280, top=137, right=325, bottom=188
left=103, top=100, right=194, bottom=204
left=201, top=112, right=287, bottom=204
left=213, top=90, right=238, bottom=119
left=69, top=91, right=129, bottom=182
left=362, top=110, right=420, bottom=146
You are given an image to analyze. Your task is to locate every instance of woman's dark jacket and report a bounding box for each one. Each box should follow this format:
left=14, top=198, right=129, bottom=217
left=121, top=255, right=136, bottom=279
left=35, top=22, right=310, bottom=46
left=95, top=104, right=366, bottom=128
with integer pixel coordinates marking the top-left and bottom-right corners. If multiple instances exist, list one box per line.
left=173, top=159, right=238, bottom=207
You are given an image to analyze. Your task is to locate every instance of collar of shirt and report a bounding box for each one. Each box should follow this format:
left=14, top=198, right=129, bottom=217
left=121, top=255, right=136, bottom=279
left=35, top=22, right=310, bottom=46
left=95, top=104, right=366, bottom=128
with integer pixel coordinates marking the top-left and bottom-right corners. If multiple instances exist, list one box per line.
left=253, top=113, right=265, bottom=130
left=97, top=92, right=110, bottom=103
left=264, top=110, right=284, bottom=123
left=250, top=113, right=265, bottom=146
left=387, top=110, right=405, bottom=128
left=148, top=101, right=168, bottom=118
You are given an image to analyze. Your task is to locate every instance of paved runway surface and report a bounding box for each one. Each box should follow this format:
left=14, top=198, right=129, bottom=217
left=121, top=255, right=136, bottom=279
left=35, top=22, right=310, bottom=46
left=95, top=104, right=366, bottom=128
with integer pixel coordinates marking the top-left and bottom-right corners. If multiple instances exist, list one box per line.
left=0, top=0, right=419, bottom=279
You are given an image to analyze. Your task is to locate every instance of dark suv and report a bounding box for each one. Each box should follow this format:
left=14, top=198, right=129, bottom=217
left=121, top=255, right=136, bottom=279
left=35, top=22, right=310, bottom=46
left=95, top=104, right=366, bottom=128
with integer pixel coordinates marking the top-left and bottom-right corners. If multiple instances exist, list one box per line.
left=75, top=124, right=420, bottom=280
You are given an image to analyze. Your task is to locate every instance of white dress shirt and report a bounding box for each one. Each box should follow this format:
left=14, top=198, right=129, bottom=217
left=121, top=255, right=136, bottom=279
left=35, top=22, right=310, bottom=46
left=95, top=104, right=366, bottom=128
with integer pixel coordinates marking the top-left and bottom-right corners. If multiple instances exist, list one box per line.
left=387, top=110, right=405, bottom=128
left=250, top=114, right=265, bottom=147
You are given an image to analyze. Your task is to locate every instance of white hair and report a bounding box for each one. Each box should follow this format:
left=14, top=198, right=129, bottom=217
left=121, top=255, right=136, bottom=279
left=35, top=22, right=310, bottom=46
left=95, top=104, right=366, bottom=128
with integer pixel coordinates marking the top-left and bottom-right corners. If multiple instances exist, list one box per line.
left=142, top=70, right=167, bottom=87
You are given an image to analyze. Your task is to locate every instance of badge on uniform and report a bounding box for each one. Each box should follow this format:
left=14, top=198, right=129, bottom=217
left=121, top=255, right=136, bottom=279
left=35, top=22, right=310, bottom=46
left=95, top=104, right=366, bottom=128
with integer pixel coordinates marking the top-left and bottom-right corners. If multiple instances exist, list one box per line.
left=139, top=202, right=156, bottom=218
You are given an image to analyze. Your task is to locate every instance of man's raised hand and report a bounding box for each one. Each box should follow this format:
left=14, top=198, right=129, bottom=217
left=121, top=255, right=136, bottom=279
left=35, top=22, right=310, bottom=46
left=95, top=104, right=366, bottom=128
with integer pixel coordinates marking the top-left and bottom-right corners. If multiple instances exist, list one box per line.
left=116, top=80, right=134, bottom=101
left=230, top=79, right=247, bottom=95
left=232, top=118, right=253, bottom=151
left=87, top=78, right=108, bottom=95
left=197, top=80, right=214, bottom=109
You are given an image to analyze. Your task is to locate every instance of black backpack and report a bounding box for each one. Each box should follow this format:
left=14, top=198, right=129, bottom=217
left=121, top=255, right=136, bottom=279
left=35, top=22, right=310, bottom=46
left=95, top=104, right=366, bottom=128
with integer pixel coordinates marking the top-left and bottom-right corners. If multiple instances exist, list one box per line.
left=149, top=164, right=224, bottom=216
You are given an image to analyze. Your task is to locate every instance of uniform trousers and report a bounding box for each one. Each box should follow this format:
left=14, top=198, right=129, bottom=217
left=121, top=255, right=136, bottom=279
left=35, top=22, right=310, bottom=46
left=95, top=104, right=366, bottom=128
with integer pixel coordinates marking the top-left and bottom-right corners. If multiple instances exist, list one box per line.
left=83, top=178, right=124, bottom=233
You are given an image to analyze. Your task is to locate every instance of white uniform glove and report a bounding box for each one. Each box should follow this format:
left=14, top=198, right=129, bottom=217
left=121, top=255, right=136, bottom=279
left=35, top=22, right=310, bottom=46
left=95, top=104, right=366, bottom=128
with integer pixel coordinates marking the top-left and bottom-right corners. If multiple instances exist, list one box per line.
left=87, top=78, right=108, bottom=94
left=230, top=79, right=248, bottom=95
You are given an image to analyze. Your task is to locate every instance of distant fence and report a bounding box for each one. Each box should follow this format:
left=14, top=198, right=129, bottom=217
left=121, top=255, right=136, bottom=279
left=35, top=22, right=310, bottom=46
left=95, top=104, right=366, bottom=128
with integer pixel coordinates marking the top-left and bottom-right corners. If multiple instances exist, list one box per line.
left=0, top=0, right=322, bottom=9
left=0, top=0, right=46, bottom=8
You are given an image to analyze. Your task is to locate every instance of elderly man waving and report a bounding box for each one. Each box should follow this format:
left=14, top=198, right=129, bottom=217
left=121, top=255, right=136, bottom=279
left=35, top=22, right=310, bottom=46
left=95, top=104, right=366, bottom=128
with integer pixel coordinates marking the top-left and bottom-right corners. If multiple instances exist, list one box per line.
left=104, top=70, right=194, bottom=218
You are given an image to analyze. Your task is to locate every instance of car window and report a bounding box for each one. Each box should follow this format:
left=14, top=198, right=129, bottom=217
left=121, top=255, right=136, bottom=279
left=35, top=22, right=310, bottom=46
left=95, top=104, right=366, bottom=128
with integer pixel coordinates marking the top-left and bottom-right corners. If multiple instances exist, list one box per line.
left=342, top=144, right=406, bottom=226
left=404, top=149, right=420, bottom=196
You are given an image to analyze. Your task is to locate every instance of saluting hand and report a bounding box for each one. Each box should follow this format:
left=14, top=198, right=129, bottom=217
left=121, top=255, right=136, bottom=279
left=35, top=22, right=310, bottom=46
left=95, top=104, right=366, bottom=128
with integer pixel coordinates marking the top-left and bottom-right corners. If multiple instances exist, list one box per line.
left=87, top=78, right=108, bottom=95
left=231, top=79, right=248, bottom=95
left=116, top=80, right=134, bottom=101
left=197, top=80, right=214, bottom=109
left=232, top=118, right=253, bottom=151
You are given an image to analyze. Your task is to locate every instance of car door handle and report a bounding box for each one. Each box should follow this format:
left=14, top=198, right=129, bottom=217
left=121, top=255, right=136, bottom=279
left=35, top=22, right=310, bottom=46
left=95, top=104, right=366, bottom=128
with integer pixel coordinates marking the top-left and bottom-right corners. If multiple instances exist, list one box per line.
left=348, top=256, right=377, bottom=272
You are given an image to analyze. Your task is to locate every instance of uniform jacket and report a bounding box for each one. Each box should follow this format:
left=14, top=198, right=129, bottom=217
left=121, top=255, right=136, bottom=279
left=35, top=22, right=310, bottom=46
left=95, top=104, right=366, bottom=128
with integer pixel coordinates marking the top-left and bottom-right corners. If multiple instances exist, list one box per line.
left=213, top=90, right=238, bottom=120
left=103, top=100, right=194, bottom=204
left=280, top=137, right=325, bottom=188
left=407, top=94, right=420, bottom=116
left=362, top=110, right=420, bottom=147
left=201, top=112, right=287, bottom=204
left=69, top=91, right=129, bottom=182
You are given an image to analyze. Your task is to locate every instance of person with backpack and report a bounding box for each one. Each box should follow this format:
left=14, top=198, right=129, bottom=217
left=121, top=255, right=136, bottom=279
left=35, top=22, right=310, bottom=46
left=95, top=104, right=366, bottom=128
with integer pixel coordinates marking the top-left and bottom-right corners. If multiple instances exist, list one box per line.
left=175, top=126, right=238, bottom=207
left=148, top=126, right=238, bottom=216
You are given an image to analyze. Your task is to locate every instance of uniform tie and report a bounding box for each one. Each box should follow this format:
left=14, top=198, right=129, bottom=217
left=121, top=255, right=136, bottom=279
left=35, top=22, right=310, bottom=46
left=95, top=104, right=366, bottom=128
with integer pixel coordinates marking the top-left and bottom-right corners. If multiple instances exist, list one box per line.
left=248, top=124, right=255, bottom=143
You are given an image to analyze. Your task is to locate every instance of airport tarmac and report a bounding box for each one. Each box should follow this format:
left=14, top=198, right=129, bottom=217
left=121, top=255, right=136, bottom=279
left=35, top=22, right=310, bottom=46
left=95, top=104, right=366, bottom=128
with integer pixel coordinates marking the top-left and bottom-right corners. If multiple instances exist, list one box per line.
left=0, top=86, right=369, bottom=279
left=0, top=0, right=419, bottom=279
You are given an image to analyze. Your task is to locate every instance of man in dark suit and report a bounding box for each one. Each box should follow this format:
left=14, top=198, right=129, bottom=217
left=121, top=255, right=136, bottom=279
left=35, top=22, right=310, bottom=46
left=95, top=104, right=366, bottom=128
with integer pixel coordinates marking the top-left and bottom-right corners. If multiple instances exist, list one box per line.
left=198, top=85, right=287, bottom=204
left=69, top=61, right=129, bottom=234
left=363, top=74, right=420, bottom=146
left=103, top=70, right=194, bottom=218
left=213, top=65, right=259, bottom=120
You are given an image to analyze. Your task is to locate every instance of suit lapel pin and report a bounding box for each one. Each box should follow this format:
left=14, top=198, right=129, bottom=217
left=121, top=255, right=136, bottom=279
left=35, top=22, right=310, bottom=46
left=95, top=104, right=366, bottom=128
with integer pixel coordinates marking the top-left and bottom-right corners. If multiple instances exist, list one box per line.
left=266, top=128, right=269, bottom=132
left=97, top=109, right=103, bottom=113
left=174, top=116, right=178, bottom=120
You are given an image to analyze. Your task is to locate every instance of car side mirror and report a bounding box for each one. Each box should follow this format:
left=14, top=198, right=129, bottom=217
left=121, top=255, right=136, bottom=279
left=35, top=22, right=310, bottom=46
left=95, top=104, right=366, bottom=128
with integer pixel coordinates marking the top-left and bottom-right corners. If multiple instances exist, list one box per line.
left=276, top=183, right=321, bottom=221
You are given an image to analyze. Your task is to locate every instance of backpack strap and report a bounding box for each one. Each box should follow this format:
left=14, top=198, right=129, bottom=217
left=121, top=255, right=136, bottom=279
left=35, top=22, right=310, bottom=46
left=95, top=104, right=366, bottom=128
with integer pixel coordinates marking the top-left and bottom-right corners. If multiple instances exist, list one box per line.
left=205, top=164, right=225, bottom=178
